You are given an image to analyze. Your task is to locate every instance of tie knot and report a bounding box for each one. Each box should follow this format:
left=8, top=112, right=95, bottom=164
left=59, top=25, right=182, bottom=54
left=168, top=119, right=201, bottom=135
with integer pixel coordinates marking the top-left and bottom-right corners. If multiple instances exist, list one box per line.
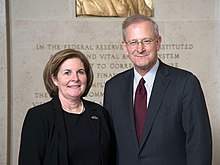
left=137, top=78, right=146, bottom=95
left=139, top=78, right=145, bottom=85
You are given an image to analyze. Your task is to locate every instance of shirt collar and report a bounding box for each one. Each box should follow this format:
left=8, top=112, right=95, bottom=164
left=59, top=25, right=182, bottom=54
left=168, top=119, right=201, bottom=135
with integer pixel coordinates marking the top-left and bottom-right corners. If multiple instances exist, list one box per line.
left=134, top=59, right=159, bottom=87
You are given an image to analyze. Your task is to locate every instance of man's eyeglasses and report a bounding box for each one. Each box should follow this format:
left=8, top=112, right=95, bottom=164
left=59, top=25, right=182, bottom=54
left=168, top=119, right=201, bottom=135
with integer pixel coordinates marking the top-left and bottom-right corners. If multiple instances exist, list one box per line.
left=124, top=36, right=158, bottom=47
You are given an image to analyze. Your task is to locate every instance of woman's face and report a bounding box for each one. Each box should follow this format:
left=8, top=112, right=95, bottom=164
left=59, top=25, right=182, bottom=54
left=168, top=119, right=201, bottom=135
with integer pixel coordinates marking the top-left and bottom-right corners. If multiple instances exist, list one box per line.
left=52, top=58, right=87, bottom=101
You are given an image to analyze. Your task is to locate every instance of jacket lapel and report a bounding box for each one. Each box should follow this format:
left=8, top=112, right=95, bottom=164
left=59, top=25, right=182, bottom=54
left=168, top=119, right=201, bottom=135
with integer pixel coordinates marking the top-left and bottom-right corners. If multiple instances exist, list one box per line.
left=52, top=96, right=69, bottom=165
left=83, top=100, right=110, bottom=142
left=84, top=101, right=102, bottom=143
left=139, top=62, right=171, bottom=150
left=120, top=70, right=140, bottom=148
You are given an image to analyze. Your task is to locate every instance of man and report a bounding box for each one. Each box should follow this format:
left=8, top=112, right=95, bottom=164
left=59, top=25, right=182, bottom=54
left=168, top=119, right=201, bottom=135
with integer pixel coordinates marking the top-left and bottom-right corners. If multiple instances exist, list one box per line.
left=103, top=14, right=212, bottom=165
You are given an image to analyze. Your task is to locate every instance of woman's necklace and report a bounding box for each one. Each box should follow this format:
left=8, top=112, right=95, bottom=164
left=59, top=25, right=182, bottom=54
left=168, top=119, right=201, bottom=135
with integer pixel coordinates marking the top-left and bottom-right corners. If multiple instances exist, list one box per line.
left=62, top=101, right=85, bottom=114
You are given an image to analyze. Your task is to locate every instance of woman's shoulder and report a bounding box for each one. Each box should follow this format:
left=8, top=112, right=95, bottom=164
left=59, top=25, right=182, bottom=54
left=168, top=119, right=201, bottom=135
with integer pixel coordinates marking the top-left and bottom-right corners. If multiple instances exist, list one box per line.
left=83, top=99, right=111, bottom=119
left=83, top=99, right=104, bottom=110
left=26, top=99, right=54, bottom=119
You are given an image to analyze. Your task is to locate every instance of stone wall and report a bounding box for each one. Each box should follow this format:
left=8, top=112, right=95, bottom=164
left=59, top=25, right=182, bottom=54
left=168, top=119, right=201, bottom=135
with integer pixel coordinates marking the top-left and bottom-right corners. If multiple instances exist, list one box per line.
left=0, top=0, right=220, bottom=164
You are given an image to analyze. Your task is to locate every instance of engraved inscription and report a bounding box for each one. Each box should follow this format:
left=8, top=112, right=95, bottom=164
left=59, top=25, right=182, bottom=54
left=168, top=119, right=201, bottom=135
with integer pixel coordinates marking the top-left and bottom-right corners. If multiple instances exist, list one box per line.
left=33, top=42, right=194, bottom=105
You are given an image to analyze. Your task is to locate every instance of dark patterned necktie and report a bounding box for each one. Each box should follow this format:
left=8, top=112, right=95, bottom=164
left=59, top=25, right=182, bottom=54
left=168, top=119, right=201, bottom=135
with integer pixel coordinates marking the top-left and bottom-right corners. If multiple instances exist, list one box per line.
left=134, top=78, right=147, bottom=144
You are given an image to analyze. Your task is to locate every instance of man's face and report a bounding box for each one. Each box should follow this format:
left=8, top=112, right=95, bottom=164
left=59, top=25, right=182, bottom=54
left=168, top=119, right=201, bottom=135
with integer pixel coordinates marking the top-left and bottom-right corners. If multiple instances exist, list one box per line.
left=122, top=21, right=161, bottom=75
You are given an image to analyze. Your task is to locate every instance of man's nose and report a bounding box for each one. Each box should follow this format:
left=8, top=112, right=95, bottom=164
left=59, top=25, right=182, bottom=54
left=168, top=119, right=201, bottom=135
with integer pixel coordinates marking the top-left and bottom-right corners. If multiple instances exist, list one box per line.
left=136, top=42, right=145, bottom=52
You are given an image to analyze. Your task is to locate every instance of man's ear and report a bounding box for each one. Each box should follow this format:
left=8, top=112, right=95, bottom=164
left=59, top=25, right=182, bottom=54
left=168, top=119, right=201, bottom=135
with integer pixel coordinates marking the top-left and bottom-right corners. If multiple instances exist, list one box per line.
left=122, top=41, right=129, bottom=56
left=156, top=35, right=162, bottom=51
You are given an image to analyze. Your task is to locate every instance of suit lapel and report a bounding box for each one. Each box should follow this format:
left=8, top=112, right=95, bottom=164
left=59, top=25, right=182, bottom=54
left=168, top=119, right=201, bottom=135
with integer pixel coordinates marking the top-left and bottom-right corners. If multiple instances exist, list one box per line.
left=120, top=70, right=140, bottom=148
left=139, top=62, right=171, bottom=150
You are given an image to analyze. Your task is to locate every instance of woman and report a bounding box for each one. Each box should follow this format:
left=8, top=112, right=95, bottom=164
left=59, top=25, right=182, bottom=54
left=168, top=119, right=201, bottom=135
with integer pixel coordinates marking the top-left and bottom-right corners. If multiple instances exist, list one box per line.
left=19, top=49, right=115, bottom=165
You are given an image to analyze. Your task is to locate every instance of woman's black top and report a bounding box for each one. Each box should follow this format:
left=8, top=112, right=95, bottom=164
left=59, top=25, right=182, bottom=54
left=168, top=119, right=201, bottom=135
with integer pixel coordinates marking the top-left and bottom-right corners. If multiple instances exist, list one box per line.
left=64, top=110, right=102, bottom=165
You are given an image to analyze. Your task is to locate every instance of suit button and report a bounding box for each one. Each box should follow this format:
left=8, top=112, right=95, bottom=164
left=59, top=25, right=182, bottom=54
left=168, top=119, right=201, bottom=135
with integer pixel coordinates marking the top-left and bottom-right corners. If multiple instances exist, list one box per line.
left=100, top=142, right=104, bottom=146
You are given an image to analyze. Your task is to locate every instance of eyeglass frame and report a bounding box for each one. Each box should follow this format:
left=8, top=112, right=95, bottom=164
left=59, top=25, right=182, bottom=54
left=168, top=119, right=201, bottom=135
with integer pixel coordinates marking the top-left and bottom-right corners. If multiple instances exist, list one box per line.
left=124, top=35, right=159, bottom=47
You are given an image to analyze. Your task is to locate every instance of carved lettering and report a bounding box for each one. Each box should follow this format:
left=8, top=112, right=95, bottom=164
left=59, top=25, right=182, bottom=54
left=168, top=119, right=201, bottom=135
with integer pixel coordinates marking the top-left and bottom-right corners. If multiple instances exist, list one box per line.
left=100, top=54, right=120, bottom=59
left=109, top=63, right=133, bottom=69
left=32, top=42, right=193, bottom=105
left=34, top=92, right=49, bottom=98
left=161, top=44, right=193, bottom=50
left=158, top=53, right=180, bottom=60
left=64, top=44, right=93, bottom=50
left=96, top=44, right=122, bottom=50
left=88, top=91, right=104, bottom=97
left=96, top=73, right=117, bottom=78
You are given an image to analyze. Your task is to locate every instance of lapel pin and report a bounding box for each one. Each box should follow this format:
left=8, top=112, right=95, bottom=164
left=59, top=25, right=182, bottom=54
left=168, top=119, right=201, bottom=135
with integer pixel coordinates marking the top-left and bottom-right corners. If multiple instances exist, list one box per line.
left=91, top=115, right=99, bottom=120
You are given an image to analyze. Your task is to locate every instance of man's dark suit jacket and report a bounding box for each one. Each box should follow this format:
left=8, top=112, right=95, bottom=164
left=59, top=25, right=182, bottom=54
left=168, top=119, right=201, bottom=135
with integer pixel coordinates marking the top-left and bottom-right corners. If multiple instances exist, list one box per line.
left=19, top=96, right=115, bottom=165
left=104, top=60, right=212, bottom=165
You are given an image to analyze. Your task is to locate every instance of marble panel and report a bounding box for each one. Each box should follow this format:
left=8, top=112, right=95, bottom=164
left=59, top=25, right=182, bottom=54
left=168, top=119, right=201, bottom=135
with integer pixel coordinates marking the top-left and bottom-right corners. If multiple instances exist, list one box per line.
left=155, top=0, right=217, bottom=20
left=0, top=0, right=8, bottom=164
left=12, top=0, right=72, bottom=20
left=8, top=0, right=220, bottom=165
